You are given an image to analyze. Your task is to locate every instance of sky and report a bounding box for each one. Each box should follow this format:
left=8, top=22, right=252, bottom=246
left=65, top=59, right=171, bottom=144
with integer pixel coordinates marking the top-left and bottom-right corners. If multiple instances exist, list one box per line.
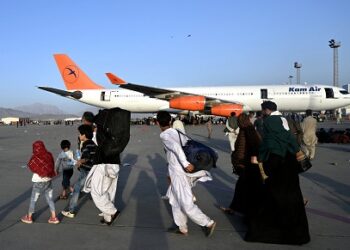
left=1, top=0, right=350, bottom=113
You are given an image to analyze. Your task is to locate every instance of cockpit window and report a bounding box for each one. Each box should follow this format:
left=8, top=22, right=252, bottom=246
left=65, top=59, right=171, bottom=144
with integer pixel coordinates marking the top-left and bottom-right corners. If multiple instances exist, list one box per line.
left=340, top=90, right=349, bottom=94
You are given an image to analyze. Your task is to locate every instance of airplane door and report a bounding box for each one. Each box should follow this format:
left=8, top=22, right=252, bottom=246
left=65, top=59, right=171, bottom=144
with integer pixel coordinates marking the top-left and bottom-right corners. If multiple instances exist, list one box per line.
left=324, top=88, right=334, bottom=98
left=261, top=89, right=268, bottom=99
left=101, top=91, right=113, bottom=101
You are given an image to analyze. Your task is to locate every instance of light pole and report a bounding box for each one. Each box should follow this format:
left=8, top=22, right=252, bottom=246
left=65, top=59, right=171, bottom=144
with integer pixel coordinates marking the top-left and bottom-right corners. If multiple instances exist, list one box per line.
left=294, top=62, right=302, bottom=85
left=288, top=75, right=293, bottom=85
left=329, top=39, right=341, bottom=87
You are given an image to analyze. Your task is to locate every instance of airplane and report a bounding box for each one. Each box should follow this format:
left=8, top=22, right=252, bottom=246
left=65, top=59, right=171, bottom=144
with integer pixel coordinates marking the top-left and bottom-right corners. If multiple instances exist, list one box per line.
left=38, top=54, right=350, bottom=116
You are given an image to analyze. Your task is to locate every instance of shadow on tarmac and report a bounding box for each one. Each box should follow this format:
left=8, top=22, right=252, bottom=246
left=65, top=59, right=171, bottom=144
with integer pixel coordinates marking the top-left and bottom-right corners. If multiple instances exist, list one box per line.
left=302, top=172, right=350, bottom=214
left=0, top=188, right=32, bottom=222
left=117, top=153, right=138, bottom=210
left=201, top=167, right=247, bottom=239
left=129, top=170, right=169, bottom=250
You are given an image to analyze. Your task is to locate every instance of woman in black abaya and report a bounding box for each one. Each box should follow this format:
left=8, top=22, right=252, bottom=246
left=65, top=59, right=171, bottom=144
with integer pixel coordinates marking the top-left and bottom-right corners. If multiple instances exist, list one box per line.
left=245, top=101, right=310, bottom=245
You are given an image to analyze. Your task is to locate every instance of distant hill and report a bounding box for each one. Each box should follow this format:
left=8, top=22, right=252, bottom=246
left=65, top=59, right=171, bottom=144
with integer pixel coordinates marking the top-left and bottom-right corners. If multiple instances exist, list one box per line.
left=0, top=107, right=34, bottom=118
left=14, top=103, right=65, bottom=115
left=0, top=103, right=79, bottom=119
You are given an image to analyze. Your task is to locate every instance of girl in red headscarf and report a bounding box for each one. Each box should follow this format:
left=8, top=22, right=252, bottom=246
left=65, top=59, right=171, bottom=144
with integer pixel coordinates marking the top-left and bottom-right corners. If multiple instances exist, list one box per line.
left=21, top=140, right=60, bottom=224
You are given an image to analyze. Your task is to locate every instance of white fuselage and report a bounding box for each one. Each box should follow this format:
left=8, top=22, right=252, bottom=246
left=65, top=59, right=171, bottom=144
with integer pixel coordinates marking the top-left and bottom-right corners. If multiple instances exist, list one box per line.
left=71, top=84, right=350, bottom=113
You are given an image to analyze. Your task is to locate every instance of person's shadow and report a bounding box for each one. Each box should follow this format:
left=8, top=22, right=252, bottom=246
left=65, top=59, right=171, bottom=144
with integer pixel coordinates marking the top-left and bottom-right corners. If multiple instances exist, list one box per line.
left=128, top=170, right=169, bottom=250
left=201, top=166, right=248, bottom=239
left=115, top=153, right=138, bottom=211
left=0, top=188, right=32, bottom=222
left=148, top=153, right=173, bottom=219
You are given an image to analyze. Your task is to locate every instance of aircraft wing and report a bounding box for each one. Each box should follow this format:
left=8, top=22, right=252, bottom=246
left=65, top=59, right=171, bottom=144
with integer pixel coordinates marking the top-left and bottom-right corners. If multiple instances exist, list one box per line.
left=105, top=73, right=243, bottom=106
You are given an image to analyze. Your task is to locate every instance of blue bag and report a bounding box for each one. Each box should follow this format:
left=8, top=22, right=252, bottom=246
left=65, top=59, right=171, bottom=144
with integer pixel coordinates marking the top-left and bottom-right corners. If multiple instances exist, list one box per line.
left=177, top=130, right=218, bottom=172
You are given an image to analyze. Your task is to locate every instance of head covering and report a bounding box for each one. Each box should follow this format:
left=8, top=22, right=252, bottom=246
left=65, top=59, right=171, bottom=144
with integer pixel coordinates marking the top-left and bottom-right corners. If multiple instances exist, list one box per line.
left=261, top=101, right=277, bottom=111
left=28, top=140, right=56, bottom=178
left=237, top=113, right=251, bottom=128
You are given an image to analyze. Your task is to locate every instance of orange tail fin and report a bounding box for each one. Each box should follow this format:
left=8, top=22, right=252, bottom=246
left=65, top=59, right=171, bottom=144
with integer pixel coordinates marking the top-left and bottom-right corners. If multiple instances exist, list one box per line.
left=54, top=54, right=103, bottom=90
left=105, top=72, right=126, bottom=85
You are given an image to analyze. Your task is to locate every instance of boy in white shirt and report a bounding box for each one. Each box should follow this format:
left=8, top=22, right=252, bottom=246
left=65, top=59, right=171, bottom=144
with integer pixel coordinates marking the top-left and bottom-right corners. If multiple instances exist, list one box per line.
left=55, top=140, right=76, bottom=199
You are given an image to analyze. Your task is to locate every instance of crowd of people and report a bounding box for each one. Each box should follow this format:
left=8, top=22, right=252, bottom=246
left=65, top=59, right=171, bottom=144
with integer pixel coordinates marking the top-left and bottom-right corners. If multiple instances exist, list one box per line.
left=20, top=101, right=317, bottom=244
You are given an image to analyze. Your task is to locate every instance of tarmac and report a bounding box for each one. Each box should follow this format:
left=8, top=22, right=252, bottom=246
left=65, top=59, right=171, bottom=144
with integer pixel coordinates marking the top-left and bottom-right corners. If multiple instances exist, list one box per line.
left=0, top=121, right=349, bottom=250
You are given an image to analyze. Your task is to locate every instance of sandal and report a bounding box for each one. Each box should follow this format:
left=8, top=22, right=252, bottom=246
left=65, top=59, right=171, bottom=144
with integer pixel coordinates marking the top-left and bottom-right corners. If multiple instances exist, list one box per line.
left=167, top=226, right=188, bottom=236
left=59, top=195, right=68, bottom=200
left=219, top=206, right=235, bottom=214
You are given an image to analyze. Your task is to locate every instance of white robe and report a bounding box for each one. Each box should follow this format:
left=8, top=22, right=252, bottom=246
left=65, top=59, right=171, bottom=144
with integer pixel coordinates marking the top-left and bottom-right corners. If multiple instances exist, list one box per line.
left=83, top=164, right=119, bottom=222
left=226, top=119, right=239, bottom=151
left=161, top=128, right=212, bottom=232
left=301, top=116, right=318, bottom=159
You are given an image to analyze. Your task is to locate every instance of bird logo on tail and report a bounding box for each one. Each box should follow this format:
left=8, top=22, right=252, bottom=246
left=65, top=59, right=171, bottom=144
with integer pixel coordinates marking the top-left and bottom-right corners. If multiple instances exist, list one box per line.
left=63, top=65, right=79, bottom=83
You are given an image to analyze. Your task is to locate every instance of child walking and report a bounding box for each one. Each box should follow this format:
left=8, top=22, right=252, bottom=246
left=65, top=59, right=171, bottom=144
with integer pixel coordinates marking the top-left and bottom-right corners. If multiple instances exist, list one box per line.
left=21, top=140, right=60, bottom=224
left=61, top=125, right=97, bottom=218
left=55, top=140, right=75, bottom=199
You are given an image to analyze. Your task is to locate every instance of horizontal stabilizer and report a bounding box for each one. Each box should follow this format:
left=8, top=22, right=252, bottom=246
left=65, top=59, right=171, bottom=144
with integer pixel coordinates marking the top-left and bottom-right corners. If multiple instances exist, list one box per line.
left=106, top=72, right=126, bottom=85
left=37, top=87, right=82, bottom=99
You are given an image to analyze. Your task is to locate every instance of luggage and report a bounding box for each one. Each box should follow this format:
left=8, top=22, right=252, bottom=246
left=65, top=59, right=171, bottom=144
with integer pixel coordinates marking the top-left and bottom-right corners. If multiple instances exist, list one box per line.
left=94, top=108, right=131, bottom=164
left=177, top=130, right=218, bottom=172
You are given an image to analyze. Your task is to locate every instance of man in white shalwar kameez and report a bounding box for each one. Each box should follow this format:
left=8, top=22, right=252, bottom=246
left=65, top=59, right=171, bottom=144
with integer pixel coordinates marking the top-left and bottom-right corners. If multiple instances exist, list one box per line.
left=83, top=164, right=119, bottom=224
left=157, top=111, right=216, bottom=237
left=301, top=109, right=318, bottom=160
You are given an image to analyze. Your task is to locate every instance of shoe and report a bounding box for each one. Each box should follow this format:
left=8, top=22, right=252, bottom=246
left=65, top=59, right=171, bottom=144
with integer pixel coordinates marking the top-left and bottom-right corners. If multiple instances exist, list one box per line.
left=61, top=210, right=75, bottom=218
left=59, top=195, right=68, bottom=200
left=203, top=221, right=216, bottom=237
left=167, top=226, right=188, bottom=236
left=21, top=215, right=33, bottom=224
left=48, top=217, right=60, bottom=224
left=100, top=211, right=120, bottom=226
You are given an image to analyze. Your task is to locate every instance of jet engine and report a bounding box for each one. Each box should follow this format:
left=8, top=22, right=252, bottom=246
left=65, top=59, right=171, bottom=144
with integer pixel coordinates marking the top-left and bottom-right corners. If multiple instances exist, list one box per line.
left=169, top=96, right=206, bottom=111
left=210, top=104, right=243, bottom=117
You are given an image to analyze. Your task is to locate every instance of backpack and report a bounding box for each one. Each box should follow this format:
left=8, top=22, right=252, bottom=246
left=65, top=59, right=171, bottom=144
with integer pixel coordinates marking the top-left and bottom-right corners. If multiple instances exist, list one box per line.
left=177, top=130, right=218, bottom=172
left=93, top=108, right=131, bottom=164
